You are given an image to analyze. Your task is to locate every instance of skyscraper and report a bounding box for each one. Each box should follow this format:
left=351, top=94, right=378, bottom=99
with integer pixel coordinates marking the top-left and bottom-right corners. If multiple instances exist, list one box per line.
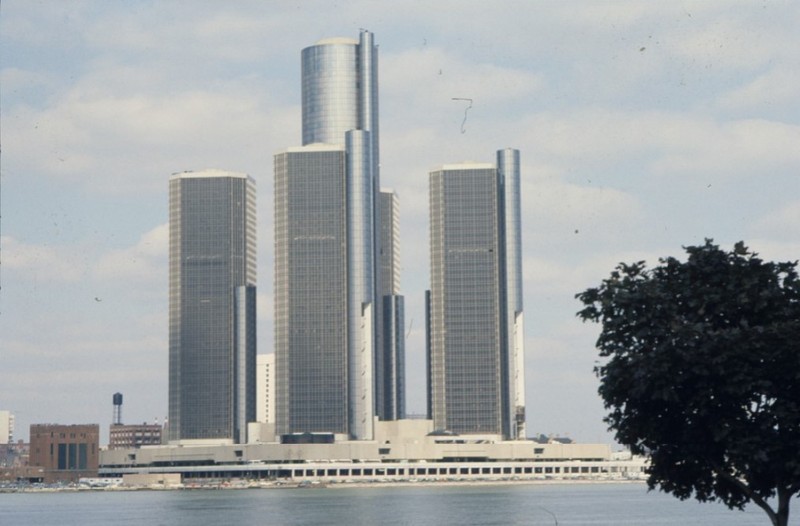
left=377, top=190, right=405, bottom=421
left=168, top=170, right=257, bottom=443
left=255, top=353, right=275, bottom=424
left=427, top=149, right=526, bottom=439
left=275, top=30, right=402, bottom=440
left=274, top=145, right=349, bottom=436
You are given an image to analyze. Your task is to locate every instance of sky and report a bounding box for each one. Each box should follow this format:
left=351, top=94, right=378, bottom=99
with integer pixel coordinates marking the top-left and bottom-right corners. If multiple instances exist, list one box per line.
left=2, top=1, right=799, bottom=445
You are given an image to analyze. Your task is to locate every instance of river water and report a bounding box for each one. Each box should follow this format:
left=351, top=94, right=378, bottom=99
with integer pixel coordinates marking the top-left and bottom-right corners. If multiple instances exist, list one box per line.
left=1, top=482, right=773, bottom=525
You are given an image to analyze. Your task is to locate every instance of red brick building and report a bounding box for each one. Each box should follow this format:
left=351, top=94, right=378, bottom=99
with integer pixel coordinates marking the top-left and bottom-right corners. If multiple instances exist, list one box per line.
left=109, top=423, right=162, bottom=449
left=29, top=424, right=99, bottom=483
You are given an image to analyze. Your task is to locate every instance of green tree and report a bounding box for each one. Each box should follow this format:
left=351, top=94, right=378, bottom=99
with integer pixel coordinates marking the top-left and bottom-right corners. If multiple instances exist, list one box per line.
left=576, top=240, right=800, bottom=526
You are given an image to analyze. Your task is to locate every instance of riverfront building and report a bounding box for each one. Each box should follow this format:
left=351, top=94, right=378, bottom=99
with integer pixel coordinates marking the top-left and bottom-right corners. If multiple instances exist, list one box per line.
left=427, top=150, right=527, bottom=439
left=100, top=419, right=647, bottom=484
left=29, top=424, right=99, bottom=483
left=109, top=423, right=162, bottom=449
left=168, top=170, right=257, bottom=444
left=275, top=31, right=404, bottom=440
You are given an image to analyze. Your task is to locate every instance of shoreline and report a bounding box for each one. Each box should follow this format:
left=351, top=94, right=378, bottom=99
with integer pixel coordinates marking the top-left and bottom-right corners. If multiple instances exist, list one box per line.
left=0, top=477, right=647, bottom=494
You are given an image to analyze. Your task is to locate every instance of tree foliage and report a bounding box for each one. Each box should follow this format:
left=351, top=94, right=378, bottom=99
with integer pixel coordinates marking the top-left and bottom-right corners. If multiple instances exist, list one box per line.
left=576, top=240, right=800, bottom=526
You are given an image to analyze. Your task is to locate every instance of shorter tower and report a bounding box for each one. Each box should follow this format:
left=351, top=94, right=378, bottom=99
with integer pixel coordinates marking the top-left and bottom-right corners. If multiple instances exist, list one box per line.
left=274, top=145, right=350, bottom=437
left=256, top=354, right=276, bottom=424
left=427, top=149, right=526, bottom=439
left=168, top=170, right=257, bottom=444
left=376, top=190, right=405, bottom=421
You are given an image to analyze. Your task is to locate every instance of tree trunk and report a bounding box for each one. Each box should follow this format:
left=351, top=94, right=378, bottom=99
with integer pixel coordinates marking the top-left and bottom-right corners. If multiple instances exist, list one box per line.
left=774, top=489, right=790, bottom=526
left=759, top=488, right=792, bottom=526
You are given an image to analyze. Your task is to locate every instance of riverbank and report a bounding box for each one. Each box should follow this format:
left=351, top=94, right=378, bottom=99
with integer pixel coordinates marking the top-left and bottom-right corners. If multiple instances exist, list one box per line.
left=1, top=476, right=647, bottom=493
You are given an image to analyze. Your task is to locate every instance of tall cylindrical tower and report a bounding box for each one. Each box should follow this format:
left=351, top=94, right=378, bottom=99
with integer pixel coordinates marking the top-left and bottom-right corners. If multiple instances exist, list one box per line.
left=497, top=148, right=526, bottom=439
left=293, top=31, right=382, bottom=440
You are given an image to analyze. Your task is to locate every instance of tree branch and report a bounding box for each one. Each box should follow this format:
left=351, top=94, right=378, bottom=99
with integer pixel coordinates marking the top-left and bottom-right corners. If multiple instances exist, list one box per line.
left=707, top=459, right=777, bottom=524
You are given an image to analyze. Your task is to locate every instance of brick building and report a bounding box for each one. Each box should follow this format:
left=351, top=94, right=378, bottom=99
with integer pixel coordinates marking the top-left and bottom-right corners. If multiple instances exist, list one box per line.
left=29, top=424, right=99, bottom=483
left=109, top=423, right=162, bottom=449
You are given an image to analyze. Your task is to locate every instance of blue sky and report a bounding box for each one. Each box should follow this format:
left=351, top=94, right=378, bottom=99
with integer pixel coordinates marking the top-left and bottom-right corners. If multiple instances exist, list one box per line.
left=2, top=1, right=799, bottom=444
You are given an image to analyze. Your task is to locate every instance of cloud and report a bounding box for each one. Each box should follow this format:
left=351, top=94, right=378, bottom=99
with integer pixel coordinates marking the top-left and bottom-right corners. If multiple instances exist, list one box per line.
left=0, top=67, right=55, bottom=94
left=522, top=179, right=645, bottom=246
left=665, top=13, right=790, bottom=72
left=383, top=47, right=544, bottom=108
left=750, top=200, right=800, bottom=238
left=717, top=68, right=800, bottom=115
left=93, top=223, right=167, bottom=283
left=2, top=236, right=88, bottom=283
left=514, top=109, right=800, bottom=184
left=650, top=118, right=800, bottom=179
left=3, top=81, right=297, bottom=194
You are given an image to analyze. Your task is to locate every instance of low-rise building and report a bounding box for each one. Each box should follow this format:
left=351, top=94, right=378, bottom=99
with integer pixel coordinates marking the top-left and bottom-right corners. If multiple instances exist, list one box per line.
left=109, top=423, right=162, bottom=449
left=29, top=424, right=99, bottom=483
left=100, top=419, right=647, bottom=483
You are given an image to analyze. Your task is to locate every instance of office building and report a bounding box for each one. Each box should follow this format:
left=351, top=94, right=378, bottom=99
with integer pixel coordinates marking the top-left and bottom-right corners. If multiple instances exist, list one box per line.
left=274, top=145, right=349, bottom=436
left=376, top=190, right=405, bottom=420
left=0, top=410, right=13, bottom=444
left=168, top=170, right=257, bottom=443
left=275, top=31, right=403, bottom=439
left=109, top=423, right=162, bottom=449
left=256, top=354, right=276, bottom=424
left=427, top=149, right=527, bottom=439
left=29, top=424, right=99, bottom=483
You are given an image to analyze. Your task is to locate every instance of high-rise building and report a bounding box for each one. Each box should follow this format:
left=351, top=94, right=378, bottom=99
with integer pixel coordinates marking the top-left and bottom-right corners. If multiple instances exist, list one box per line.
left=274, top=145, right=349, bottom=436
left=275, top=31, right=403, bottom=440
left=427, top=149, right=527, bottom=439
left=0, top=411, right=13, bottom=444
left=256, top=353, right=276, bottom=424
left=168, top=170, right=257, bottom=444
left=377, top=190, right=405, bottom=421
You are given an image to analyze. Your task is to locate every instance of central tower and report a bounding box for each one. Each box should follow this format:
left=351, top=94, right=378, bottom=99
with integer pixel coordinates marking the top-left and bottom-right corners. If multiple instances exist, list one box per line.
left=276, top=31, right=400, bottom=440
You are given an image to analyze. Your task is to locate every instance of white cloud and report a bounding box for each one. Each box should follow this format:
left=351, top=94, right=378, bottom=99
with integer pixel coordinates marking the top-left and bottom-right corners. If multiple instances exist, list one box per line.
left=2, top=236, right=89, bottom=282
left=93, top=223, right=167, bottom=283
left=3, top=82, right=297, bottom=193
left=750, top=201, right=800, bottom=239
left=513, top=109, right=800, bottom=185
left=650, top=118, right=800, bottom=179
left=0, top=67, right=55, bottom=94
left=522, top=179, right=645, bottom=245
left=718, top=68, right=800, bottom=113
left=666, top=14, right=785, bottom=72
left=383, top=47, right=544, bottom=108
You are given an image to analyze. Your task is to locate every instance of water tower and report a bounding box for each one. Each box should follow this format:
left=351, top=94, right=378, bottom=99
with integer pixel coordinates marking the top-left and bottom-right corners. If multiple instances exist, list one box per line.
left=112, top=392, right=123, bottom=425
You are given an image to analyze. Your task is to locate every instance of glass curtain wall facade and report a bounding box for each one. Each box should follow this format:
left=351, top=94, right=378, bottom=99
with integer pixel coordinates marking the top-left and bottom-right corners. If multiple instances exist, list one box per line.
left=427, top=150, right=526, bottom=439
left=497, top=149, right=527, bottom=439
left=274, top=146, right=349, bottom=435
left=168, top=170, right=256, bottom=443
left=377, top=191, right=405, bottom=420
left=277, top=30, right=401, bottom=440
